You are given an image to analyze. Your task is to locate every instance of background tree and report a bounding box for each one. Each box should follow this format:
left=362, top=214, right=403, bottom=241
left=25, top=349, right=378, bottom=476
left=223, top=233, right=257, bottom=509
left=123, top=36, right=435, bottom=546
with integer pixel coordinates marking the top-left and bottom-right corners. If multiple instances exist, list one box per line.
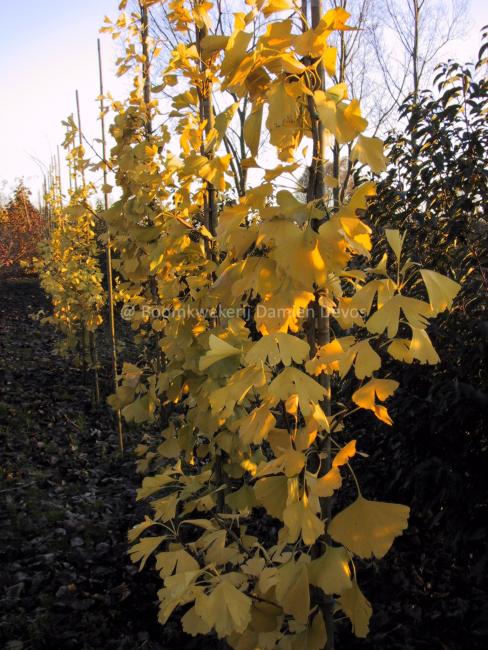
left=0, top=181, right=45, bottom=271
left=370, top=0, right=469, bottom=111
left=338, top=32, right=487, bottom=647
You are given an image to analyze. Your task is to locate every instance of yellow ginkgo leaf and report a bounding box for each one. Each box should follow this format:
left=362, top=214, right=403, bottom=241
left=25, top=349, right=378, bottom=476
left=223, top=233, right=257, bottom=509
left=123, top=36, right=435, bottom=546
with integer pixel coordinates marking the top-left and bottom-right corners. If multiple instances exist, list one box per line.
left=245, top=333, right=310, bottom=366
left=266, top=80, right=302, bottom=160
left=181, top=606, right=212, bottom=636
left=157, top=437, right=180, bottom=458
left=351, top=339, right=381, bottom=380
left=158, top=571, right=201, bottom=626
left=307, top=467, right=342, bottom=498
left=129, top=535, right=165, bottom=570
left=269, top=367, right=327, bottom=415
left=333, top=440, right=357, bottom=468
left=262, top=0, right=295, bottom=16
left=338, top=579, right=372, bottom=638
left=385, top=229, right=406, bottom=260
left=199, top=154, right=232, bottom=191
left=322, top=46, right=337, bottom=76
left=352, top=378, right=399, bottom=425
left=283, top=492, right=324, bottom=545
left=305, top=337, right=353, bottom=377
left=258, top=447, right=305, bottom=478
left=264, top=162, right=300, bottom=181
left=268, top=428, right=295, bottom=456
left=128, top=516, right=156, bottom=543
left=328, top=496, right=410, bottom=559
left=285, top=393, right=299, bottom=415
left=239, top=401, right=277, bottom=444
left=315, top=91, right=368, bottom=144
left=420, top=269, right=460, bottom=315
left=199, top=334, right=241, bottom=371
left=264, top=222, right=328, bottom=289
left=200, top=34, right=229, bottom=57
left=351, top=134, right=388, bottom=174
left=275, top=558, right=310, bottom=623
left=408, top=327, right=440, bottom=364
left=244, top=104, right=263, bottom=158
left=195, top=580, right=252, bottom=638
left=137, top=473, right=176, bottom=500
left=256, top=289, right=314, bottom=334
left=308, top=544, right=352, bottom=594
left=209, top=364, right=266, bottom=418
left=291, top=611, right=327, bottom=650
left=274, top=189, right=314, bottom=224
left=387, top=337, right=411, bottom=361
left=225, top=485, right=258, bottom=513
left=254, top=475, right=289, bottom=519
left=207, top=102, right=239, bottom=152
left=122, top=394, right=157, bottom=423
left=155, top=548, right=199, bottom=577
left=221, top=30, right=252, bottom=78
left=153, top=494, right=179, bottom=522
left=366, top=294, right=433, bottom=338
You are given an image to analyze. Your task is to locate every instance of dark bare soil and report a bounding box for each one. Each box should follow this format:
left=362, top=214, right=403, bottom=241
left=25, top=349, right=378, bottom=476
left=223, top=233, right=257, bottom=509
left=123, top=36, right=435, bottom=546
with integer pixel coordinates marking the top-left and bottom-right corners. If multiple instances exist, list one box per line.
left=0, top=274, right=198, bottom=650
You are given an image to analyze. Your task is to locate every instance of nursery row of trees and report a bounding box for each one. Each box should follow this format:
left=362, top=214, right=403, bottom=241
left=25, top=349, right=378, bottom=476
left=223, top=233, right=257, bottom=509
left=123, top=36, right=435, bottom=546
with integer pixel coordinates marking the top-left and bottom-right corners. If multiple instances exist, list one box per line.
left=0, top=183, right=45, bottom=271
left=30, top=1, right=486, bottom=648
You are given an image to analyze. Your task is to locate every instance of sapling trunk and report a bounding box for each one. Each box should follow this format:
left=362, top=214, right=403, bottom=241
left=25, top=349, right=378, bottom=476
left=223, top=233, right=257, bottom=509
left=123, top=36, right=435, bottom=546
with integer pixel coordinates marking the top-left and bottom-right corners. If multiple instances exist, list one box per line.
left=196, top=19, right=225, bottom=513
left=89, top=330, right=101, bottom=406
left=305, top=1, right=334, bottom=647
left=80, top=322, right=87, bottom=384
left=98, top=38, right=124, bottom=452
left=76, top=89, right=101, bottom=407
left=139, top=3, right=165, bottom=388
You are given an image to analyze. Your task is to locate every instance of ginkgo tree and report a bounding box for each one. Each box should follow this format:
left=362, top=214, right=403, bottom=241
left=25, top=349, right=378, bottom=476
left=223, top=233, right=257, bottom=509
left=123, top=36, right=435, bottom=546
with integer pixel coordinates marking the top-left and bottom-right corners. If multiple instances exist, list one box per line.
left=34, top=116, right=105, bottom=372
left=98, top=1, right=461, bottom=648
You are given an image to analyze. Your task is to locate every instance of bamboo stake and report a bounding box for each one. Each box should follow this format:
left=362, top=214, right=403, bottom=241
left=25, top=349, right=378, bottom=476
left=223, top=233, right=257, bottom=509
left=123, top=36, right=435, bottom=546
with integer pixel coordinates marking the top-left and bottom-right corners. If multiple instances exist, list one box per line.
left=75, top=91, right=86, bottom=186
left=75, top=90, right=100, bottom=405
left=98, top=38, right=124, bottom=452
left=81, top=322, right=88, bottom=384
left=68, top=139, right=74, bottom=192
left=57, top=145, right=63, bottom=203
left=89, top=330, right=101, bottom=406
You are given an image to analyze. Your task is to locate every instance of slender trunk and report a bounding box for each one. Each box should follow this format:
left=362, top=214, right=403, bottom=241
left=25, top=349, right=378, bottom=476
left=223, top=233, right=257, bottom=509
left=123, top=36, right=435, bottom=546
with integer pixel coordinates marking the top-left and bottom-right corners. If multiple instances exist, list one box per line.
left=98, top=38, right=124, bottom=452
left=409, top=0, right=420, bottom=184
left=307, top=2, right=334, bottom=648
left=57, top=145, right=63, bottom=204
left=74, top=96, right=85, bottom=385
left=334, top=28, right=346, bottom=206
left=140, top=2, right=152, bottom=133
left=81, top=322, right=87, bottom=384
left=139, top=2, right=166, bottom=425
left=196, top=18, right=223, bottom=509
left=89, top=331, right=101, bottom=406
left=75, top=91, right=86, bottom=187
left=196, top=23, right=217, bottom=236
left=76, top=91, right=100, bottom=405
left=412, top=0, right=420, bottom=104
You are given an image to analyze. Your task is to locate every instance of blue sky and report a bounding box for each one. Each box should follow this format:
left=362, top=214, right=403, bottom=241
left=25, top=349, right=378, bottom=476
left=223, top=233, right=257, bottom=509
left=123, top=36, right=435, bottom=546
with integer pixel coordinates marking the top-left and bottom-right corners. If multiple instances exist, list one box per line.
left=0, top=0, right=487, bottom=203
left=0, top=0, right=128, bottom=201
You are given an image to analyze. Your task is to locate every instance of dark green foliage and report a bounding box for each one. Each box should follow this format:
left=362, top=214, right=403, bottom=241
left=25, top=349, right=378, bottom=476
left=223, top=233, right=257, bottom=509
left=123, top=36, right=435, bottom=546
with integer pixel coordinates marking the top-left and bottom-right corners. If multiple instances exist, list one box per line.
left=342, top=30, right=488, bottom=648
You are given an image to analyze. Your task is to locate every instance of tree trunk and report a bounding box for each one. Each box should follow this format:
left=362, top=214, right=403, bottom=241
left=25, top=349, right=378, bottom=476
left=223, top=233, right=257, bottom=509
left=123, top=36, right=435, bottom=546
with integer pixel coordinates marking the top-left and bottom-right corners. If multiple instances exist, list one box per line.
left=306, top=1, right=335, bottom=648
left=98, top=38, right=124, bottom=453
